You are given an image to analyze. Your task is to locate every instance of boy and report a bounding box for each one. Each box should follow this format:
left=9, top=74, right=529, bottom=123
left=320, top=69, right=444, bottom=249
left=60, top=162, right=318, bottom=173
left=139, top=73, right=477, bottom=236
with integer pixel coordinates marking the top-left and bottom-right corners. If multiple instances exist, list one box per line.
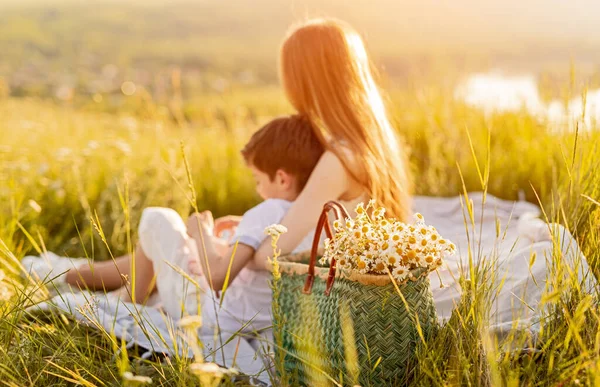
left=185, top=114, right=323, bottom=335
left=21, top=114, right=323, bottom=338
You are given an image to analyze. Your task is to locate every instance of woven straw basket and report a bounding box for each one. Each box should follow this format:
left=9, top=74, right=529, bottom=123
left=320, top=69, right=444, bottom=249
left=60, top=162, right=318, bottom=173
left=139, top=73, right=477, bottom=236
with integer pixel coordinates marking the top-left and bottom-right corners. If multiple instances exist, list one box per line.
left=274, top=201, right=438, bottom=386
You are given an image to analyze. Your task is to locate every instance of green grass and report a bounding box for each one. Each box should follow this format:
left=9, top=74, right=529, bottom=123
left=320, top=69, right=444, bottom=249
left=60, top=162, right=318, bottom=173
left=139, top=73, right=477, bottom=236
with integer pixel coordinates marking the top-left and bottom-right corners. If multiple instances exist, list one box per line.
left=1, top=84, right=599, bottom=385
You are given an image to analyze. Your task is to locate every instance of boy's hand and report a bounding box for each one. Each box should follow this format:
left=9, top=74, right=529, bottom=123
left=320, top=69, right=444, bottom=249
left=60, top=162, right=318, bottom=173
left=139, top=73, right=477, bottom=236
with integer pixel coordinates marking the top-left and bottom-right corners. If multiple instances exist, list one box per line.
left=186, top=211, right=214, bottom=239
left=188, top=255, right=203, bottom=276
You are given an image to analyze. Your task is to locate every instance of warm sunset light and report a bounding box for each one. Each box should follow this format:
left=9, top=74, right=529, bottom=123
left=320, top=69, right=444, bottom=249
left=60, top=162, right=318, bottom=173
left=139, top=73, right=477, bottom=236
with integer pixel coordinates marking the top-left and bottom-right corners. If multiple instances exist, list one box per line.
left=1, top=1, right=599, bottom=386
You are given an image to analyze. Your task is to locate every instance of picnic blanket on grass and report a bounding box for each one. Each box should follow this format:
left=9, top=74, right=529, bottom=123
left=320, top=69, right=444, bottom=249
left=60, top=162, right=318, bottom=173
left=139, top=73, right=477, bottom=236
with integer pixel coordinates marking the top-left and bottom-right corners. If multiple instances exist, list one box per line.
left=26, top=193, right=597, bottom=383
left=28, top=290, right=271, bottom=385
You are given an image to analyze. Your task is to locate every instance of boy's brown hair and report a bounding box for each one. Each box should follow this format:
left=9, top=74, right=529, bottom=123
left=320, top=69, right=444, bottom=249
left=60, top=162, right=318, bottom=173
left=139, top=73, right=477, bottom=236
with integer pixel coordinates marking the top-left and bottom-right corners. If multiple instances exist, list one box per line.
left=241, top=115, right=324, bottom=193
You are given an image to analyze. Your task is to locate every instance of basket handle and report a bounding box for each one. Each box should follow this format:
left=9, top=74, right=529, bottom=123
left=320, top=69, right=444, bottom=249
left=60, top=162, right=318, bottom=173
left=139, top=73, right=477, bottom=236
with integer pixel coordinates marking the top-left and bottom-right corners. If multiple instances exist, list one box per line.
left=303, top=201, right=350, bottom=296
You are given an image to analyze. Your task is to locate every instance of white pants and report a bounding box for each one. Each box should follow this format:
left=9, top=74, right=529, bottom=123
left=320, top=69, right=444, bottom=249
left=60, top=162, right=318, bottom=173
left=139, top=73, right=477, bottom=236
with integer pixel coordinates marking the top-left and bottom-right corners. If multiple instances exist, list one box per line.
left=138, top=207, right=273, bottom=337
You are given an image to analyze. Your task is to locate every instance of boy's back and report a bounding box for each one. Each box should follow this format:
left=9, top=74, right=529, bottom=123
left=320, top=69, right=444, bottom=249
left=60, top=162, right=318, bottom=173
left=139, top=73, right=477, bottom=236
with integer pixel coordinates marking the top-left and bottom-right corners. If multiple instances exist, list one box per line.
left=231, top=198, right=314, bottom=255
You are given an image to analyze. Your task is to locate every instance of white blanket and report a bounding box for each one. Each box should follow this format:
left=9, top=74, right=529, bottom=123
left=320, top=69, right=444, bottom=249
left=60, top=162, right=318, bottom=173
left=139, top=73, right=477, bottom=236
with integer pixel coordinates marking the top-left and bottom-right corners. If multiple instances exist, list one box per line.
left=28, top=193, right=597, bottom=382
left=419, top=193, right=596, bottom=331
left=30, top=290, right=271, bottom=385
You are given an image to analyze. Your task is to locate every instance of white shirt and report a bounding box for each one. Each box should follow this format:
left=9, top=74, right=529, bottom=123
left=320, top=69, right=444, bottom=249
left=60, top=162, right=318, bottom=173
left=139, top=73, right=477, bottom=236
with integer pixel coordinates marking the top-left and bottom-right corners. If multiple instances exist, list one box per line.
left=230, top=199, right=314, bottom=254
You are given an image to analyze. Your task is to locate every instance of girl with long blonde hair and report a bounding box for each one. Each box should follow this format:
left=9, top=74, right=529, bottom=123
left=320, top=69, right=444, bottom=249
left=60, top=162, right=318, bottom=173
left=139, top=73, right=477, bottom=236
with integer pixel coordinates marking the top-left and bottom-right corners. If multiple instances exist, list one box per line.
left=280, top=18, right=411, bottom=218
left=238, top=17, right=413, bottom=275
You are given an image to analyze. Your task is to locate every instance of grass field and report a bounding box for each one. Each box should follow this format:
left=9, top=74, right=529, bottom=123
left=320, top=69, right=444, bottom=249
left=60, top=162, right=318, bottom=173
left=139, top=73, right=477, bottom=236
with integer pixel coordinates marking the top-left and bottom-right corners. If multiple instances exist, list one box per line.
left=2, top=1, right=600, bottom=385
left=1, top=85, right=599, bottom=385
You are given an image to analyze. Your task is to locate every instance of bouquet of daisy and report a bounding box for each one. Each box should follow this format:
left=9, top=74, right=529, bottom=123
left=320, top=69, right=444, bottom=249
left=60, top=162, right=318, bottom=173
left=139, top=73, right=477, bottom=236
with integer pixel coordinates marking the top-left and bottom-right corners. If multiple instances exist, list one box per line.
left=319, top=200, right=456, bottom=282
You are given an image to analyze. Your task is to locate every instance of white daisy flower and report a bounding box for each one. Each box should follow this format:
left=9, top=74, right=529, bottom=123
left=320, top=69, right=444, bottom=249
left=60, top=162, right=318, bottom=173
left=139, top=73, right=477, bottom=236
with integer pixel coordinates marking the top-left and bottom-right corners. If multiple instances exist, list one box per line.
left=356, top=259, right=368, bottom=274
left=372, top=259, right=387, bottom=273
left=428, top=232, right=440, bottom=243
left=333, top=220, right=343, bottom=231
left=351, top=229, right=363, bottom=240
left=414, top=213, right=425, bottom=224
left=373, top=207, right=386, bottom=219
left=189, top=361, right=238, bottom=377
left=355, top=202, right=366, bottom=215
left=122, top=372, right=152, bottom=385
left=390, top=232, right=403, bottom=244
left=393, top=266, right=409, bottom=281
left=406, top=235, right=418, bottom=250
left=385, top=253, right=401, bottom=268
left=337, top=256, right=352, bottom=271
left=264, top=224, right=288, bottom=237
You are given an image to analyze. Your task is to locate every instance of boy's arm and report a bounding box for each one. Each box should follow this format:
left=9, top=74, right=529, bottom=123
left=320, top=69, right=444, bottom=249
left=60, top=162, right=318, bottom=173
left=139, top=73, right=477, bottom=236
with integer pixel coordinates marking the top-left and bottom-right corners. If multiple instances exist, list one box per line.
left=211, top=237, right=230, bottom=257
left=187, top=212, right=255, bottom=290
left=186, top=212, right=229, bottom=256
left=189, top=232, right=255, bottom=291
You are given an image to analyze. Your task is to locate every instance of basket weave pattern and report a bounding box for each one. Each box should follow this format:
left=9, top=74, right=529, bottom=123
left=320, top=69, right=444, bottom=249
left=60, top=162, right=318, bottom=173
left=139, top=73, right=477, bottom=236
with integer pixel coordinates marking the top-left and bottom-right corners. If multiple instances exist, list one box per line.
left=275, top=265, right=436, bottom=385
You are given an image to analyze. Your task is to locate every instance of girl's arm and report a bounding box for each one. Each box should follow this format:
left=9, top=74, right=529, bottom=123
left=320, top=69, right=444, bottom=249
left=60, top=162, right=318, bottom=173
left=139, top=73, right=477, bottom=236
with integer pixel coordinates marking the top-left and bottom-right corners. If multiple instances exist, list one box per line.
left=250, top=151, right=353, bottom=269
left=202, top=151, right=355, bottom=289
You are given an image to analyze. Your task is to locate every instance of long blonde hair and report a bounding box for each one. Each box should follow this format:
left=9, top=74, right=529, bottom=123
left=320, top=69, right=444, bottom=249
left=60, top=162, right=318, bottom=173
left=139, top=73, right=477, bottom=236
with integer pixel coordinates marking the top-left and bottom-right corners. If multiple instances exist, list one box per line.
left=279, top=18, right=412, bottom=221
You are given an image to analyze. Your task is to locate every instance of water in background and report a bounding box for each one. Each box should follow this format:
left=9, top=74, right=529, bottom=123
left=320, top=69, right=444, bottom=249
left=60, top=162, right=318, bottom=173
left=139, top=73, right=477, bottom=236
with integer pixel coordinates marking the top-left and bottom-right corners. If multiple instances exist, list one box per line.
left=455, top=72, right=600, bottom=130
